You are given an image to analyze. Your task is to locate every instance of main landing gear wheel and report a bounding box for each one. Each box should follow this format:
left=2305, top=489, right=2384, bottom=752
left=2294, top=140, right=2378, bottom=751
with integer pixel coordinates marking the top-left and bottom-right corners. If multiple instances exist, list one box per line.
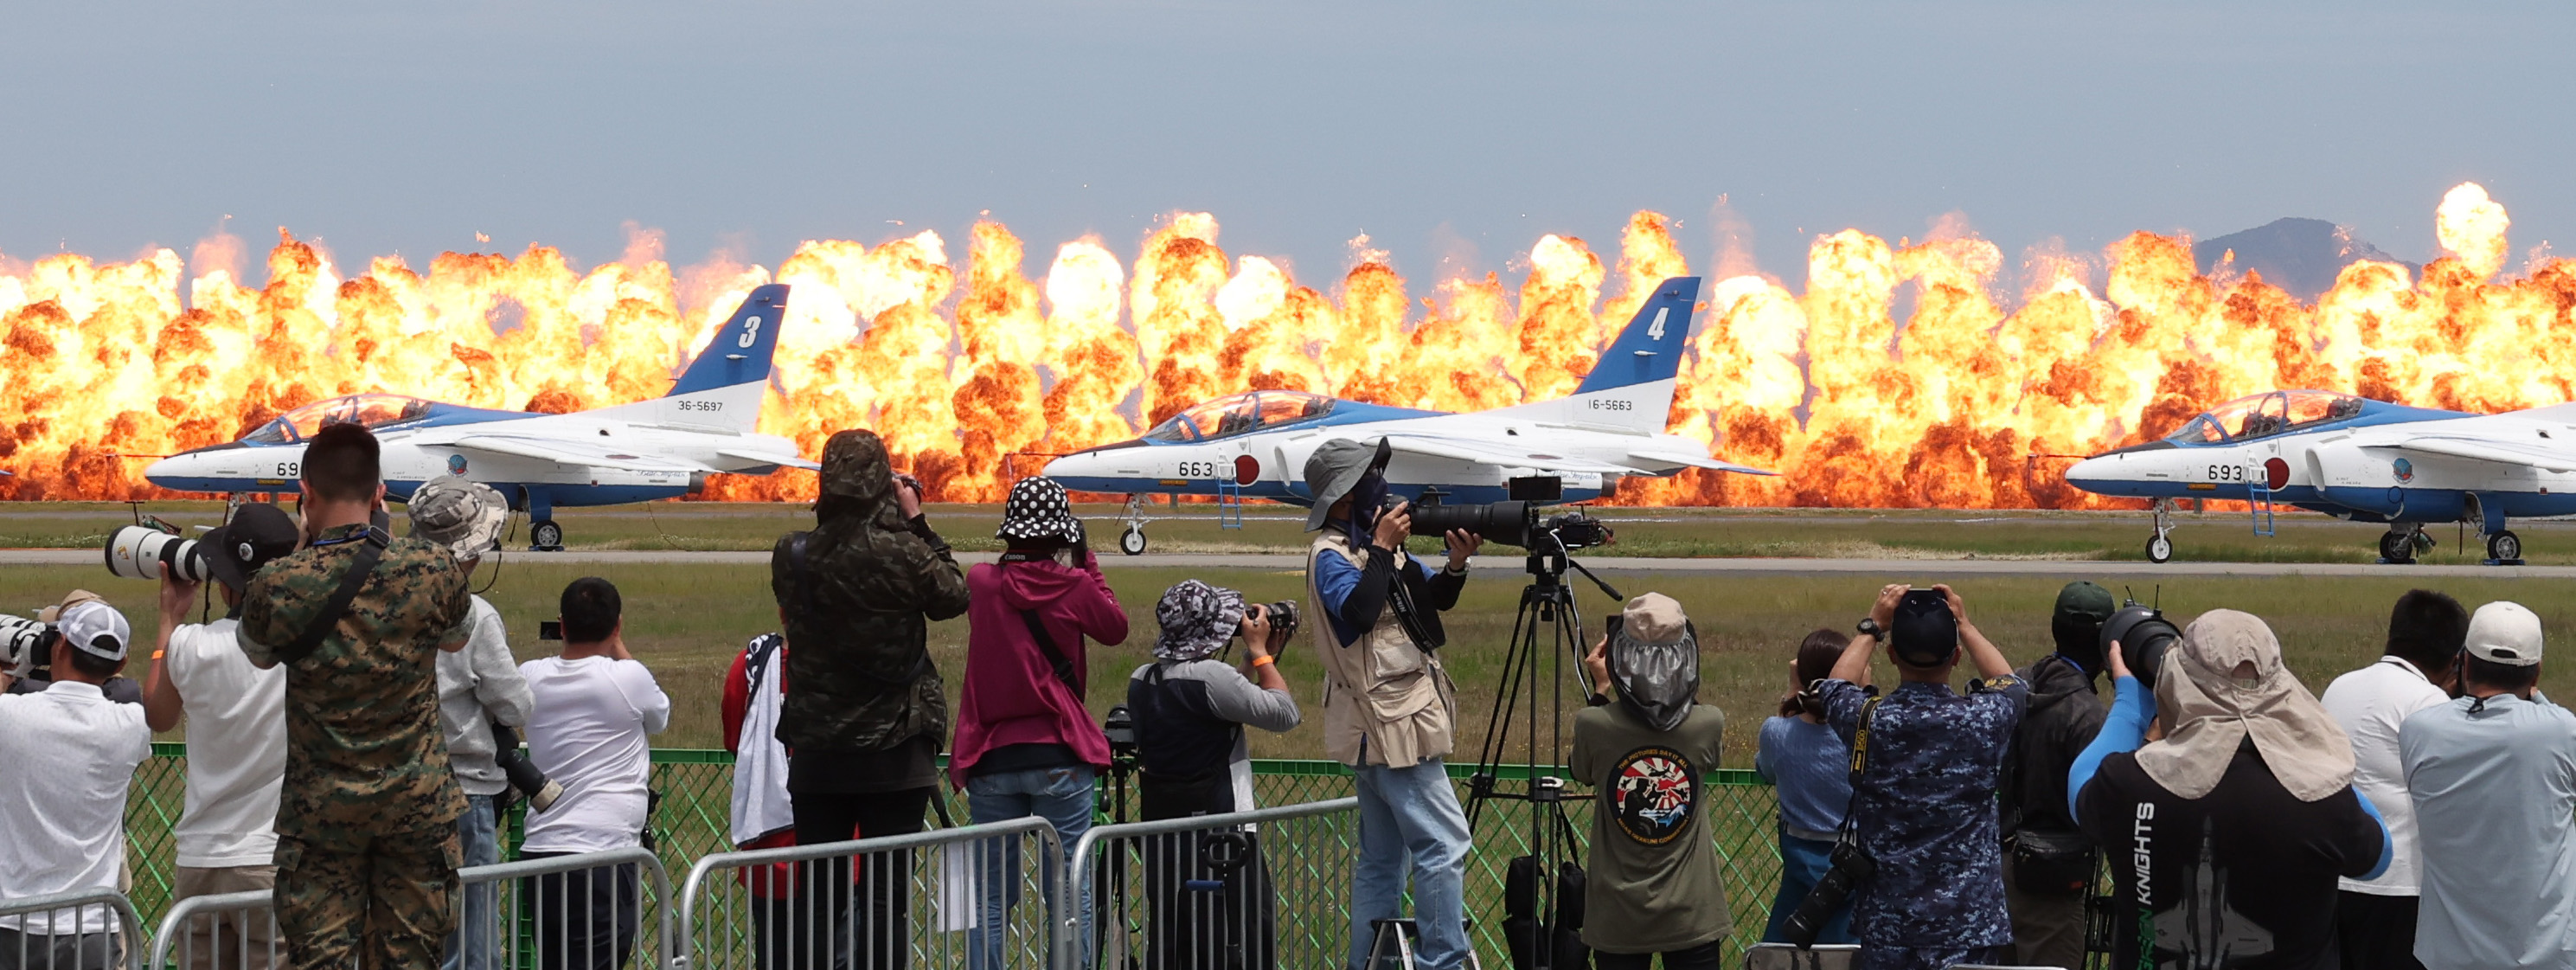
left=2146, top=535, right=2174, bottom=563
left=530, top=519, right=565, bottom=552
left=1118, top=524, right=1148, bottom=556
left=2487, top=530, right=2524, bottom=565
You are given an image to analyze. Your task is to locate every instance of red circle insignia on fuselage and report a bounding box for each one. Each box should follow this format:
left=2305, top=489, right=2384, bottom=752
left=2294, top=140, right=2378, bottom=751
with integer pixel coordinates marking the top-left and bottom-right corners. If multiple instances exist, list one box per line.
left=1234, top=454, right=1259, bottom=485
left=2264, top=457, right=2290, bottom=491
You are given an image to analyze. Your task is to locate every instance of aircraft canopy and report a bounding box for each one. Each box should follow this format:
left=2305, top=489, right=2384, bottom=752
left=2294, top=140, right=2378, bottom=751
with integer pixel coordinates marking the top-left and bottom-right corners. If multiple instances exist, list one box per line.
left=1144, top=390, right=1336, bottom=442
left=2164, top=390, right=2365, bottom=445
left=244, top=394, right=438, bottom=443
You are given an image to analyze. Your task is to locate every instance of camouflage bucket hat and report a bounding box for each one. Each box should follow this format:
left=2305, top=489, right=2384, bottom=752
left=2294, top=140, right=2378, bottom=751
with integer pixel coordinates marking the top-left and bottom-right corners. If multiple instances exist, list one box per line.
left=1154, top=579, right=1246, bottom=662
left=407, top=477, right=508, bottom=558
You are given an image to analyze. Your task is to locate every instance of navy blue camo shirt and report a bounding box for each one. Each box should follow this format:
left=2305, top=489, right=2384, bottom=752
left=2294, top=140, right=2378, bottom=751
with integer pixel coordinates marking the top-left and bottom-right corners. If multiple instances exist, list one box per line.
left=1818, top=674, right=2028, bottom=948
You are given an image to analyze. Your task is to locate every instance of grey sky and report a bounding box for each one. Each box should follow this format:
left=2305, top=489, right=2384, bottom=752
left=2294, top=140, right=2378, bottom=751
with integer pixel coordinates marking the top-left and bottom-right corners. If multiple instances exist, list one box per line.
left=3, top=2, right=2564, bottom=298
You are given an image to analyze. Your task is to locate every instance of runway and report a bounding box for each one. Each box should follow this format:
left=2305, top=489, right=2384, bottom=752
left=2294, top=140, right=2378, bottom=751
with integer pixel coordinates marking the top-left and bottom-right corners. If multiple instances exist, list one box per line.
left=12, top=549, right=2576, bottom=578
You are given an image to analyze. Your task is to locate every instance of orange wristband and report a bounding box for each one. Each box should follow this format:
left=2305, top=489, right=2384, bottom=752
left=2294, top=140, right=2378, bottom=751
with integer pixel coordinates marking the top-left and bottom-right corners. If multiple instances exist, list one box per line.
left=151, top=650, right=165, bottom=660
left=1251, top=654, right=1275, bottom=668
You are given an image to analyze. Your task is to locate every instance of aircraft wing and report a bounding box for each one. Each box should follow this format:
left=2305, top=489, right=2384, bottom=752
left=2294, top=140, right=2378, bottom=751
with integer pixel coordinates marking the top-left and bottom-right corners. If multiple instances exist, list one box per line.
left=2388, top=434, right=2576, bottom=473
left=717, top=447, right=821, bottom=472
left=1376, top=435, right=1644, bottom=476
left=1623, top=448, right=1778, bottom=476
left=439, top=434, right=718, bottom=474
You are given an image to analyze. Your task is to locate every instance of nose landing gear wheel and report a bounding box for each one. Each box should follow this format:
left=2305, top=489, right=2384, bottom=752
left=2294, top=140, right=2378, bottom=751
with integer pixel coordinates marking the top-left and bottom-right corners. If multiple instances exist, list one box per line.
left=531, top=519, right=564, bottom=552
left=2487, top=530, right=2524, bottom=565
left=2146, top=536, right=2173, bottom=563
left=1118, top=524, right=1148, bottom=556
left=2378, top=529, right=2418, bottom=565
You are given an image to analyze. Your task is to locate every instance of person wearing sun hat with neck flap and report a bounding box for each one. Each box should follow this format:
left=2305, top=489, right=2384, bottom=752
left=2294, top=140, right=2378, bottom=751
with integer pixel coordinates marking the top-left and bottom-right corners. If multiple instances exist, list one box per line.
left=2401, top=601, right=2576, bottom=970
left=952, top=475, right=1128, bottom=970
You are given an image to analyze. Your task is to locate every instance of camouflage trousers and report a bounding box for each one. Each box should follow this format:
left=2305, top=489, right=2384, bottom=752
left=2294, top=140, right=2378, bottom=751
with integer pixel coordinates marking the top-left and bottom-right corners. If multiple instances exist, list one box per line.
left=273, top=823, right=461, bottom=970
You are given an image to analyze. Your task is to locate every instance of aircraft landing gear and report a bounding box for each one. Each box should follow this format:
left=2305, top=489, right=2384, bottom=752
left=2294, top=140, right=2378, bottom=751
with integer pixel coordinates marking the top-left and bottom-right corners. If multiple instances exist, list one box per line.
left=1118, top=494, right=1150, bottom=556
left=2486, top=529, right=2525, bottom=566
left=530, top=519, right=565, bottom=552
left=2144, top=498, right=2176, bottom=563
left=2378, top=525, right=2432, bottom=565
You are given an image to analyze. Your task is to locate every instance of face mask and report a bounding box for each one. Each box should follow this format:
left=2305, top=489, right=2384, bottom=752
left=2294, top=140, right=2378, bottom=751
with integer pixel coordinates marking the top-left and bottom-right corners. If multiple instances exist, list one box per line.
left=1611, top=627, right=1701, bottom=731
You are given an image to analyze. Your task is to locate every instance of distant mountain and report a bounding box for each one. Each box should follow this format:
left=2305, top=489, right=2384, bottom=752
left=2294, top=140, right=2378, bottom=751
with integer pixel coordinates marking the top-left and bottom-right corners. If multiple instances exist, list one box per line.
left=2192, top=217, right=2418, bottom=300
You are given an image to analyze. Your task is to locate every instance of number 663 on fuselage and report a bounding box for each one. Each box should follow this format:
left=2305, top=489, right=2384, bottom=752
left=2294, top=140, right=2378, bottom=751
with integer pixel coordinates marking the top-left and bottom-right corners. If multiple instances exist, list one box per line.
left=144, top=285, right=817, bottom=550
left=1041, top=277, right=1776, bottom=554
left=2064, top=389, right=2576, bottom=565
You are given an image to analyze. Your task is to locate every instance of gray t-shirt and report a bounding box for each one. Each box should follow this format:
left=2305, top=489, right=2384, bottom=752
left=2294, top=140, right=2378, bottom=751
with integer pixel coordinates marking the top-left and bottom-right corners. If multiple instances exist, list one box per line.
left=1568, top=701, right=1730, bottom=954
left=2401, top=692, right=2576, bottom=970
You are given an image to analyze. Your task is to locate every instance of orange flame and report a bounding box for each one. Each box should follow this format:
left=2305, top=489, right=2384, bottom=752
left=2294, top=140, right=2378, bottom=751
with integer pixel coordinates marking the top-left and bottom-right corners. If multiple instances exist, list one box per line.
left=3, top=185, right=2572, bottom=508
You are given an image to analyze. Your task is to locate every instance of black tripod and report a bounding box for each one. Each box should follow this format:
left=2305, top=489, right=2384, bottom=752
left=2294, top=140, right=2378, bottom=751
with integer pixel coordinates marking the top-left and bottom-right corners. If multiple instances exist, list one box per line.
left=1462, top=534, right=1622, bottom=970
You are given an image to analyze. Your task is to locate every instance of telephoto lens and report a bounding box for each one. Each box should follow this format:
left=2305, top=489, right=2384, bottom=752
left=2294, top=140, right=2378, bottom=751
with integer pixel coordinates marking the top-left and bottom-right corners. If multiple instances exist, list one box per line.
left=104, top=524, right=208, bottom=582
left=1264, top=600, right=1300, bottom=643
left=2101, top=603, right=2183, bottom=687
left=489, top=724, right=565, bottom=813
left=0, top=614, right=48, bottom=674
left=1408, top=499, right=1539, bottom=548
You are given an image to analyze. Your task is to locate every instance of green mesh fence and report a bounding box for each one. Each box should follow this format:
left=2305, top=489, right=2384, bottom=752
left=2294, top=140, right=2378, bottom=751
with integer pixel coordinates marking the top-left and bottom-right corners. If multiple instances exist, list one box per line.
left=127, top=747, right=1791, bottom=967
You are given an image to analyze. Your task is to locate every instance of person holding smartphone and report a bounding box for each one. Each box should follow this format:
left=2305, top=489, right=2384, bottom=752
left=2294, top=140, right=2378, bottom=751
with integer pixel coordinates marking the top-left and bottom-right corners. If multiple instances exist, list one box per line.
left=1570, top=593, right=1731, bottom=969
left=1812, top=584, right=2026, bottom=970
left=1127, top=580, right=1302, bottom=970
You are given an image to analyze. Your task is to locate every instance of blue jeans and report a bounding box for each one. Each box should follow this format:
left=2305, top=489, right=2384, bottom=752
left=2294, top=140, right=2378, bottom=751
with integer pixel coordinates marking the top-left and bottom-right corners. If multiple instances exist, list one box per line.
left=964, top=766, right=1095, bottom=970
left=1762, top=830, right=1855, bottom=945
left=444, top=794, right=500, bottom=970
left=1349, top=758, right=1470, bottom=970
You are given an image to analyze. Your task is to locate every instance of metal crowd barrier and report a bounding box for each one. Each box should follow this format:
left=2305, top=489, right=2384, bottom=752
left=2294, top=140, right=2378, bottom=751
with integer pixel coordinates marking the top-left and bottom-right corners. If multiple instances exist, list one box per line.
left=145, top=890, right=276, bottom=970
left=0, top=888, right=145, bottom=970
left=1062, top=797, right=1362, bottom=970
left=458, top=847, right=674, bottom=970
left=676, top=818, right=1061, bottom=970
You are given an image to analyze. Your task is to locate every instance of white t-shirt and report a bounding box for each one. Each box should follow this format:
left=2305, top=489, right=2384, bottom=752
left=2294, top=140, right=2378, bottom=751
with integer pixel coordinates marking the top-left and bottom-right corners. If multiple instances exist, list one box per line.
left=0, top=681, right=151, bottom=934
left=2321, top=655, right=2450, bottom=895
left=166, top=617, right=288, bottom=869
left=518, top=654, right=670, bottom=854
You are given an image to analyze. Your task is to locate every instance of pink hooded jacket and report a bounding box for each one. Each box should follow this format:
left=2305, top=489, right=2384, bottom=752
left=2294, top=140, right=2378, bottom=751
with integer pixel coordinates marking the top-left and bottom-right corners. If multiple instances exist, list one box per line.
left=950, top=553, right=1129, bottom=784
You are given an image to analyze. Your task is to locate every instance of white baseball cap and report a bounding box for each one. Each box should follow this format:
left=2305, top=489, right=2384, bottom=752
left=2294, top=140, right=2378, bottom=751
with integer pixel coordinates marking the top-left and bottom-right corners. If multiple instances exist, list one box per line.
left=2465, top=601, right=2544, bottom=667
left=55, top=600, right=131, bottom=663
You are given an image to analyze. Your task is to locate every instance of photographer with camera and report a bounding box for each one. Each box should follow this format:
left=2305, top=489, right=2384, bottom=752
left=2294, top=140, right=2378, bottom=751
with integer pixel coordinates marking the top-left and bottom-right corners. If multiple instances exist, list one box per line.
left=952, top=476, right=1129, bottom=970
left=139, top=504, right=298, bottom=970
left=1127, top=580, right=1302, bottom=970
left=2400, top=601, right=2576, bottom=970
left=771, top=429, right=970, bottom=970
left=409, top=479, right=534, bottom=970
left=1569, top=593, right=1729, bottom=970
left=2319, top=590, right=2469, bottom=970
left=235, top=422, right=477, bottom=970
left=2071, top=609, right=2389, bottom=969
left=1299, top=439, right=1480, bottom=970
left=1809, top=584, right=2023, bottom=970
left=517, top=577, right=669, bottom=970
left=6, top=591, right=144, bottom=703
left=0, top=600, right=151, bottom=970
left=1996, top=581, right=2114, bottom=969
left=1756, top=630, right=1856, bottom=946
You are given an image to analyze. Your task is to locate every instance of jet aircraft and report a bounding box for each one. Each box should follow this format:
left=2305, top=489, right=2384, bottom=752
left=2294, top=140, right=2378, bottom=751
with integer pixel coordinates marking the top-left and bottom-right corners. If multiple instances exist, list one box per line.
left=1042, top=276, right=1772, bottom=554
left=146, top=284, right=816, bottom=549
left=2064, top=389, right=2576, bottom=565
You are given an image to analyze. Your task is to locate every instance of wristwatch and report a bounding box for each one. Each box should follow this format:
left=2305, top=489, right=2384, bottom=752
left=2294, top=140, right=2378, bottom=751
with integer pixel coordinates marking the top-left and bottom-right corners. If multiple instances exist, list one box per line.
left=1856, top=617, right=1886, bottom=642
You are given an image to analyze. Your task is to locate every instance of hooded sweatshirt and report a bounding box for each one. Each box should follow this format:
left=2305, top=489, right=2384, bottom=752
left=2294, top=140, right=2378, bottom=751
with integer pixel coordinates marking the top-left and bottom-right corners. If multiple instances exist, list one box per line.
left=950, top=553, right=1129, bottom=784
left=771, top=430, right=971, bottom=755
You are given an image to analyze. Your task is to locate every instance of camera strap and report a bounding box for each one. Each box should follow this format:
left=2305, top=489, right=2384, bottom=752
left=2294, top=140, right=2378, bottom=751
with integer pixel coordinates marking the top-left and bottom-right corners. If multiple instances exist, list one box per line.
left=1021, top=610, right=1083, bottom=700
left=1836, top=695, right=1884, bottom=842
left=279, top=529, right=390, bottom=666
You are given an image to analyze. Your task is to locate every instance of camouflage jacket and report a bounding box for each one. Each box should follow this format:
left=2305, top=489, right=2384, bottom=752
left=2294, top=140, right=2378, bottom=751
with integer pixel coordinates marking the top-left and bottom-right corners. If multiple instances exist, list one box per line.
left=772, top=431, right=971, bottom=753
left=1819, top=674, right=2028, bottom=948
left=237, top=523, right=471, bottom=838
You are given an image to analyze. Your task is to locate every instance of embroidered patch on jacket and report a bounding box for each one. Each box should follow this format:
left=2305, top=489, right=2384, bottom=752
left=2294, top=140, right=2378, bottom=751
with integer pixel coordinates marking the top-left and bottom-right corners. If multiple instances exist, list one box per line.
left=1609, top=745, right=1697, bottom=845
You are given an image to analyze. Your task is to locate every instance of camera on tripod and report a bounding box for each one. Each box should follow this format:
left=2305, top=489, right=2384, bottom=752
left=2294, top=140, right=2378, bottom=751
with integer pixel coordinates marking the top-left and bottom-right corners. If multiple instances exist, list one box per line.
left=1391, top=491, right=1613, bottom=550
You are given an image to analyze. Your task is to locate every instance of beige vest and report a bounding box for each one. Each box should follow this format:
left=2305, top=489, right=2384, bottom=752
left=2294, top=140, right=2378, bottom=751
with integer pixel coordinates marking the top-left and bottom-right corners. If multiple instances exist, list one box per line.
left=1308, top=532, right=1457, bottom=767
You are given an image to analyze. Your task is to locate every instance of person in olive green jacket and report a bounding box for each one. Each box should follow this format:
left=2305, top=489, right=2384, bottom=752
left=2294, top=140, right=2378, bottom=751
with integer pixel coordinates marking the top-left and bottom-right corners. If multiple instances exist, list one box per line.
left=1573, top=592, right=1731, bottom=970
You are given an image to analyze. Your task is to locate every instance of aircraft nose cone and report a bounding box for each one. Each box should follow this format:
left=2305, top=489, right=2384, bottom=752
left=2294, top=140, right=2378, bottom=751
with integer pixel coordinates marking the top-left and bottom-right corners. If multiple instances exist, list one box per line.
left=2064, top=454, right=2118, bottom=494
left=1041, top=451, right=1102, bottom=478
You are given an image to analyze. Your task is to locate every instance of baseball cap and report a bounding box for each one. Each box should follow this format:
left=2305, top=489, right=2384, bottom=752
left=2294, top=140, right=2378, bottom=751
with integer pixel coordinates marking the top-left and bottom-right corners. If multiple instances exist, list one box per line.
left=407, top=477, right=508, bottom=560
left=202, top=504, right=301, bottom=592
left=1889, top=590, right=1960, bottom=666
left=56, top=601, right=131, bottom=663
left=2464, top=601, right=2543, bottom=666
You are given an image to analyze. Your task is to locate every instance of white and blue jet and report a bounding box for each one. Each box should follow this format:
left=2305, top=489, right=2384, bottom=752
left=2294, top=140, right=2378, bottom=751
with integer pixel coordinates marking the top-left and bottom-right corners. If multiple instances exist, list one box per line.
left=2064, top=389, right=2576, bottom=565
left=1042, top=276, right=1773, bottom=554
left=145, top=284, right=816, bottom=549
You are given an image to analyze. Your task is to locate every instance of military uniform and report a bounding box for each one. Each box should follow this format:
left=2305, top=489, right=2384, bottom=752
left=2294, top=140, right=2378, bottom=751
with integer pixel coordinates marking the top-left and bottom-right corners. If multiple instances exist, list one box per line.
left=237, top=523, right=472, bottom=970
left=1818, top=675, right=2028, bottom=970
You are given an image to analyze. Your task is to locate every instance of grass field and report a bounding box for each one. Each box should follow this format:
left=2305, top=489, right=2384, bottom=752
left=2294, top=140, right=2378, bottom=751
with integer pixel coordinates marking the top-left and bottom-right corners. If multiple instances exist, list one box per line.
left=14, top=498, right=2576, bottom=565
left=15, top=537, right=2575, bottom=766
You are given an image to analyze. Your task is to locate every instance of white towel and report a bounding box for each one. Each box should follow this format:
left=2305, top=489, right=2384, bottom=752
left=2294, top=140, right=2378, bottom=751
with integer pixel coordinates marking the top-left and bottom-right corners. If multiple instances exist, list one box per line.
left=729, top=635, right=796, bottom=846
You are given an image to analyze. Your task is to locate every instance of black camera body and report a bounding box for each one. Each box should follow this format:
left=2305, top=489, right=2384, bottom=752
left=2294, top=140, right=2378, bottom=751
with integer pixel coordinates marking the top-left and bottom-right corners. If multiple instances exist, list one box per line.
left=1396, top=491, right=1613, bottom=550
left=1103, top=704, right=1138, bottom=756
left=538, top=620, right=563, bottom=641
left=1261, top=600, right=1299, bottom=645
left=1780, top=837, right=1875, bottom=946
left=2101, top=602, right=2182, bottom=687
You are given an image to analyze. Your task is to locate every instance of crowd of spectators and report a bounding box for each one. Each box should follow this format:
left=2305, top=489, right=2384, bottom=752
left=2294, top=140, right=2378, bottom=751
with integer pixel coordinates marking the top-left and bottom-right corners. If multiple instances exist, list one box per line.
left=10, top=423, right=2576, bottom=970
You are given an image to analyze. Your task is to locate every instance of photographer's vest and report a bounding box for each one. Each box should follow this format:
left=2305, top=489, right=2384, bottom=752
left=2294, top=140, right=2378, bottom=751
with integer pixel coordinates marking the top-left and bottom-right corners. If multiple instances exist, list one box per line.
left=1308, top=532, right=1457, bottom=768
